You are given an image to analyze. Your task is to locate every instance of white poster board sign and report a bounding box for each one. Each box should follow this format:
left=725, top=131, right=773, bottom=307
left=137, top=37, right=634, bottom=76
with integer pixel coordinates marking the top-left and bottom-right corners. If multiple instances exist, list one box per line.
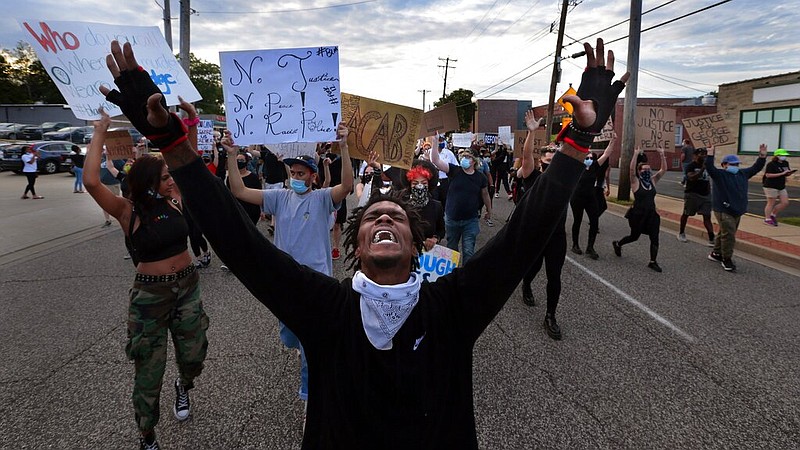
left=19, top=20, right=201, bottom=120
left=452, top=132, right=474, bottom=148
left=220, top=46, right=341, bottom=145
left=415, top=244, right=461, bottom=282
left=197, top=120, right=214, bottom=153
left=498, top=125, right=513, bottom=149
left=268, top=142, right=318, bottom=159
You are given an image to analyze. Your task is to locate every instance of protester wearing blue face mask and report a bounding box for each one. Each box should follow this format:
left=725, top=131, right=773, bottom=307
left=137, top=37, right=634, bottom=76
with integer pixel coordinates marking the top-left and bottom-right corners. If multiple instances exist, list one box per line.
left=222, top=127, right=353, bottom=416
left=430, top=147, right=492, bottom=264
left=612, top=145, right=667, bottom=272
left=705, top=144, right=768, bottom=271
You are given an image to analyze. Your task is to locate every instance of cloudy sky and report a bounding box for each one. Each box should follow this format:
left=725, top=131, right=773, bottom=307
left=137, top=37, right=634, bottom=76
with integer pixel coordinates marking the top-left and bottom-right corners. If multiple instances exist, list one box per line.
left=4, top=0, right=799, bottom=110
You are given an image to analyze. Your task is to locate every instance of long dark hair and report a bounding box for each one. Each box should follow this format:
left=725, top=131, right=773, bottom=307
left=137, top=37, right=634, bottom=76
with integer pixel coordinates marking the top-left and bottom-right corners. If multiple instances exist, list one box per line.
left=343, top=192, right=425, bottom=273
left=127, top=154, right=166, bottom=215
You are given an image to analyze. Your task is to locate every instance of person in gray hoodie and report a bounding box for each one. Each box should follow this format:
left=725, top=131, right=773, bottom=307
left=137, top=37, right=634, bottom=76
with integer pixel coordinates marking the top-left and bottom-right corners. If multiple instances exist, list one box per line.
left=705, top=144, right=767, bottom=271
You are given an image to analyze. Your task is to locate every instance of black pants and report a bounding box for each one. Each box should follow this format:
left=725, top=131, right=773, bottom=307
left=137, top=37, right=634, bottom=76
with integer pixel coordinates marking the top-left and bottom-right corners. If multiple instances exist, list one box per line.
left=618, top=211, right=661, bottom=262
left=493, top=166, right=511, bottom=195
left=436, top=177, right=450, bottom=210
left=23, top=172, right=37, bottom=196
left=523, top=230, right=566, bottom=316
left=184, top=208, right=208, bottom=257
left=570, top=190, right=600, bottom=249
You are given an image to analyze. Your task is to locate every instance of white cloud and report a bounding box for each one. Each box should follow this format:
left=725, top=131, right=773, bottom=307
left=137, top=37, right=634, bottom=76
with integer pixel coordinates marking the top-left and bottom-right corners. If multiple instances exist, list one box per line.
left=5, top=0, right=800, bottom=109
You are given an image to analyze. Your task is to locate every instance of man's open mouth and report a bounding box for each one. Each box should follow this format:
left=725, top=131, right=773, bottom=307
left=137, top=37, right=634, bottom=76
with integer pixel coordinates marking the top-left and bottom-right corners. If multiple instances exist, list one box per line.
left=372, top=230, right=398, bottom=244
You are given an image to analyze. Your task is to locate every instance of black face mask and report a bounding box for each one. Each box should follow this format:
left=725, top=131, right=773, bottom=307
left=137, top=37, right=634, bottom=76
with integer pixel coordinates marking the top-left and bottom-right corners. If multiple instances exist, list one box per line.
left=237, top=160, right=247, bottom=170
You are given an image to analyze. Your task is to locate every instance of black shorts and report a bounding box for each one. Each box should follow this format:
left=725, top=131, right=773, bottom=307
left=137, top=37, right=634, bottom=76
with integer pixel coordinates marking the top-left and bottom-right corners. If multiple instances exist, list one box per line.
left=334, top=198, right=348, bottom=225
left=683, top=192, right=711, bottom=216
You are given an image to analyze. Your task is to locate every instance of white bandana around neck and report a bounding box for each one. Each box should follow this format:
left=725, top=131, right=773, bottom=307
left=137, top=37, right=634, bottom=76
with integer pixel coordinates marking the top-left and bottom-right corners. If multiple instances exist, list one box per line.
left=352, top=270, right=421, bottom=350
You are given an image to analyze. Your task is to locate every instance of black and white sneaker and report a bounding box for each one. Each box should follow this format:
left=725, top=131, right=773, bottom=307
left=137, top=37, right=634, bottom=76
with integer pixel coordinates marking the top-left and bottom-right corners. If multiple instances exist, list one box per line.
left=174, top=378, right=191, bottom=421
left=721, top=259, right=736, bottom=272
left=707, top=251, right=723, bottom=262
left=139, top=436, right=161, bottom=450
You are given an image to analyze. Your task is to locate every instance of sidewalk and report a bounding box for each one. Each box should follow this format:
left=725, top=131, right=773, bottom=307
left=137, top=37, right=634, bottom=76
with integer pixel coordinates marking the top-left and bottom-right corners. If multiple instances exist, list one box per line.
left=607, top=185, right=800, bottom=272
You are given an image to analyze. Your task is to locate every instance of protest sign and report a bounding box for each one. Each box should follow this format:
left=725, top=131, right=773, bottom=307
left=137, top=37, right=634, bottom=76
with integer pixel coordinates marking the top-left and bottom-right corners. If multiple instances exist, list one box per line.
left=452, top=132, right=474, bottom=148
left=594, top=117, right=615, bottom=142
left=415, top=244, right=461, bottom=282
left=512, top=129, right=547, bottom=158
left=19, top=20, right=201, bottom=120
left=268, top=142, right=318, bottom=159
left=498, top=126, right=512, bottom=145
left=483, top=133, right=498, bottom=145
left=682, top=113, right=735, bottom=147
left=341, top=93, right=422, bottom=170
left=104, top=130, right=135, bottom=160
left=419, top=102, right=460, bottom=138
left=197, top=120, right=215, bottom=153
left=635, top=106, right=676, bottom=150
left=220, top=46, right=340, bottom=145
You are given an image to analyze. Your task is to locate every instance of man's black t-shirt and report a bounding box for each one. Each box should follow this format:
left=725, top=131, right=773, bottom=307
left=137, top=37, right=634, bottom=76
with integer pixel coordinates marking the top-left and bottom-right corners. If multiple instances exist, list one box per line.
left=685, top=160, right=710, bottom=195
left=445, top=164, right=487, bottom=220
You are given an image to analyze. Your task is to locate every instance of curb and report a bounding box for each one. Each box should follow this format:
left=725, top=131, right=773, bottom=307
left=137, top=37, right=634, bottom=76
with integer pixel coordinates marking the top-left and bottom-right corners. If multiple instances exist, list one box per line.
left=605, top=201, right=800, bottom=272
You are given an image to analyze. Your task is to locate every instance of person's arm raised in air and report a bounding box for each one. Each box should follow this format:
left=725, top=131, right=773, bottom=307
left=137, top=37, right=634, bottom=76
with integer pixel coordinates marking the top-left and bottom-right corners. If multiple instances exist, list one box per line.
left=518, top=109, right=540, bottom=179
left=742, top=143, right=768, bottom=178
left=653, top=145, right=668, bottom=184
left=83, top=108, right=130, bottom=224
left=442, top=38, right=630, bottom=340
left=329, top=124, right=354, bottom=205
left=223, top=130, right=263, bottom=206
left=179, top=96, right=199, bottom=152
left=429, top=135, right=450, bottom=174
left=629, top=146, right=641, bottom=193
left=597, top=132, right=616, bottom=166
left=97, top=40, right=341, bottom=335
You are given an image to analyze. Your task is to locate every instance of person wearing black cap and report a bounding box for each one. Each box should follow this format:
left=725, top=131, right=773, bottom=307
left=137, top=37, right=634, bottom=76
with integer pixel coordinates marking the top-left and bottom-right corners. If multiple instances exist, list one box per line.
left=705, top=144, right=767, bottom=271
left=677, top=147, right=715, bottom=246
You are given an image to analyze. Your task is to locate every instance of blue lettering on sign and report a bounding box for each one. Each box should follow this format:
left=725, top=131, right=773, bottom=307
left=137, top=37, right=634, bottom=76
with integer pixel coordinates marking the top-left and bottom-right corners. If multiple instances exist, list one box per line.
left=150, top=69, right=177, bottom=95
left=416, top=254, right=456, bottom=281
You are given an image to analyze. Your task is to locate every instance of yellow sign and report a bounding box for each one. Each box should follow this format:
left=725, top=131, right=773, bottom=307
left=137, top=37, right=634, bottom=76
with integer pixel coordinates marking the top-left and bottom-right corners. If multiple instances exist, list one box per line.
left=557, top=85, right=577, bottom=115
left=341, top=93, right=423, bottom=170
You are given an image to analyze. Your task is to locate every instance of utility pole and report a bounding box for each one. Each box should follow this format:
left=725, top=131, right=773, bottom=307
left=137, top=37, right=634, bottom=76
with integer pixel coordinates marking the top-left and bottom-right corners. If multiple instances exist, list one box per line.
left=545, top=0, right=570, bottom=143
left=618, top=0, right=642, bottom=201
left=438, top=57, right=456, bottom=100
left=418, top=89, right=431, bottom=111
left=162, top=0, right=173, bottom=50
left=179, top=0, right=191, bottom=77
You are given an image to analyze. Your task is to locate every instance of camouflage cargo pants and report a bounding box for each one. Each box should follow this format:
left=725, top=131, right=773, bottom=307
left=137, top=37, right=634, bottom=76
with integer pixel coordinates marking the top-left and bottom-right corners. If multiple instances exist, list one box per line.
left=126, top=270, right=209, bottom=432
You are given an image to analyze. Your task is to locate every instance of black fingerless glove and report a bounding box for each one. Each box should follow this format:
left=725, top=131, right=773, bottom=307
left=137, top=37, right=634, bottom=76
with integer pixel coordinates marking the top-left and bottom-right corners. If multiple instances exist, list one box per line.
left=557, top=65, right=626, bottom=151
left=104, top=66, right=188, bottom=152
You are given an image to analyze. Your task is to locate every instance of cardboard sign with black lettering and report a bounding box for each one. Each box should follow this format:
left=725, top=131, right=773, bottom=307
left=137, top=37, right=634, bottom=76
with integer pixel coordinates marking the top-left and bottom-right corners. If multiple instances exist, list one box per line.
left=682, top=112, right=735, bottom=148
left=594, top=117, right=615, bottom=142
left=104, top=130, right=135, bottom=160
left=341, top=93, right=423, bottom=170
left=419, top=102, right=460, bottom=138
left=635, top=106, right=676, bottom=150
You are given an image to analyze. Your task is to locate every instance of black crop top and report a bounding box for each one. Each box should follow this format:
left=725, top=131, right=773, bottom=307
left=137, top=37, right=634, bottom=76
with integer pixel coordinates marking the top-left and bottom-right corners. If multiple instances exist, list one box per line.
left=127, top=199, right=189, bottom=263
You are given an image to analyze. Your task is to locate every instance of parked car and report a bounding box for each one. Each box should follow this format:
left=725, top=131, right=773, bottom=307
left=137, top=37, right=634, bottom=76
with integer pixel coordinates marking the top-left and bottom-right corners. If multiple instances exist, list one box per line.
left=0, top=123, right=36, bottom=140
left=20, top=121, right=73, bottom=140
left=0, top=141, right=79, bottom=174
left=83, top=126, right=144, bottom=145
left=43, top=126, right=93, bottom=143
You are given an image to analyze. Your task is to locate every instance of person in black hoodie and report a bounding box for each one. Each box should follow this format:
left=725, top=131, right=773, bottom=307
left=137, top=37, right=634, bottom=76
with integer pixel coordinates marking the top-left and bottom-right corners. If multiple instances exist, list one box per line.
left=99, top=37, right=627, bottom=449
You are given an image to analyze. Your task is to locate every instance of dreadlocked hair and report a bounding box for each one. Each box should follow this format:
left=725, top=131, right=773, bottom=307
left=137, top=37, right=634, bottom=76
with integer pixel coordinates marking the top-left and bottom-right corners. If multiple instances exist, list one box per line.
left=343, top=191, right=426, bottom=273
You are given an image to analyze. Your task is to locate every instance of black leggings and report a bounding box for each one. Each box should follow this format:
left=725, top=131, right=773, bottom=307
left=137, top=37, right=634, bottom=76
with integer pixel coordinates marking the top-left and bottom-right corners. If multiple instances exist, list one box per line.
left=23, top=173, right=37, bottom=196
left=618, top=213, right=661, bottom=262
left=523, top=231, right=567, bottom=315
left=493, top=166, right=511, bottom=194
left=570, top=191, right=600, bottom=249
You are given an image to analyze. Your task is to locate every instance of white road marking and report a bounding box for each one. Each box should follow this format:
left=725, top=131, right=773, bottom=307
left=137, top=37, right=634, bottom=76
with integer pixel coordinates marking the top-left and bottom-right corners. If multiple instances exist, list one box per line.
left=566, top=256, right=696, bottom=343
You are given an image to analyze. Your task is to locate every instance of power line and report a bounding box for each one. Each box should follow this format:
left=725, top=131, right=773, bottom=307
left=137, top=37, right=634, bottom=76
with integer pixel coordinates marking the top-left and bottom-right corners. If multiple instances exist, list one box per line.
left=605, top=0, right=733, bottom=46
left=562, top=0, right=679, bottom=49
left=196, top=0, right=376, bottom=14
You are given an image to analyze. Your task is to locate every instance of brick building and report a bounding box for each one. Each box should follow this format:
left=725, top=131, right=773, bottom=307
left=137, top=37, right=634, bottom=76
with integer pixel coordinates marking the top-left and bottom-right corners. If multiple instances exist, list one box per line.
left=473, top=99, right=532, bottom=133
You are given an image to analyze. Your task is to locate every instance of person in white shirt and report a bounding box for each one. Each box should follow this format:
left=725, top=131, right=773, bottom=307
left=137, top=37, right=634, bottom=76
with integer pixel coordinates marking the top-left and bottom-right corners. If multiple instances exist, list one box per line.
left=20, top=146, right=44, bottom=199
left=435, top=138, right=459, bottom=208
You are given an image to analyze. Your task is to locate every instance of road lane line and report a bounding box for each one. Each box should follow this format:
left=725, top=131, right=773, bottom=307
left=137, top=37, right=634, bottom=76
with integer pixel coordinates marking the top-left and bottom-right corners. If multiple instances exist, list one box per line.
left=566, top=256, right=696, bottom=343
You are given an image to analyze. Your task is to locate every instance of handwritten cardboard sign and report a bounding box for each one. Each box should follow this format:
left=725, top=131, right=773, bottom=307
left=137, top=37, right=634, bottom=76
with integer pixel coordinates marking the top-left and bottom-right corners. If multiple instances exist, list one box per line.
left=635, top=106, right=676, bottom=150
left=268, top=142, right=318, bottom=159
left=220, top=46, right=340, bottom=145
left=682, top=113, right=735, bottom=147
left=419, top=102, right=460, bottom=138
left=341, top=93, right=422, bottom=170
left=104, top=130, right=135, bottom=160
left=594, top=117, right=615, bottom=142
left=19, top=20, right=201, bottom=120
left=414, top=244, right=461, bottom=282
left=197, top=120, right=215, bottom=152
left=452, top=132, right=474, bottom=148
left=512, top=129, right=547, bottom=158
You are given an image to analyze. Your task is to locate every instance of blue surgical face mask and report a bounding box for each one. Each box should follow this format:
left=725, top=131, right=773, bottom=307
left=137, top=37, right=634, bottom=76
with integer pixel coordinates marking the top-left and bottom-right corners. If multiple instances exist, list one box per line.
left=460, top=158, right=472, bottom=170
left=725, top=165, right=740, bottom=174
left=584, top=158, right=593, bottom=169
left=290, top=178, right=309, bottom=194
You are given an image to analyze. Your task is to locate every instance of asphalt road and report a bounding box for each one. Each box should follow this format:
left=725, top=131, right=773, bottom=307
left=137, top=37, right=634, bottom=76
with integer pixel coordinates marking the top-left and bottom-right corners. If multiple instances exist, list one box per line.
left=1, top=171, right=799, bottom=449
left=610, top=167, right=800, bottom=219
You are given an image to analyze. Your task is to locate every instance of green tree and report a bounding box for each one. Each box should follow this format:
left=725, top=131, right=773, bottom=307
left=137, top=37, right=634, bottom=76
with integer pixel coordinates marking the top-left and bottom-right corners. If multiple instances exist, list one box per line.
left=434, top=88, right=476, bottom=132
left=185, top=53, right=223, bottom=115
left=0, top=53, right=27, bottom=103
left=1, top=41, right=64, bottom=104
